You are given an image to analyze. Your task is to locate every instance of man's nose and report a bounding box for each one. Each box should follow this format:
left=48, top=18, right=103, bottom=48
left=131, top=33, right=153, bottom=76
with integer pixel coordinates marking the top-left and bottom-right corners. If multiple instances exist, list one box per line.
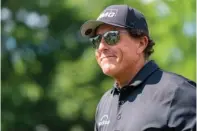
left=97, top=37, right=109, bottom=51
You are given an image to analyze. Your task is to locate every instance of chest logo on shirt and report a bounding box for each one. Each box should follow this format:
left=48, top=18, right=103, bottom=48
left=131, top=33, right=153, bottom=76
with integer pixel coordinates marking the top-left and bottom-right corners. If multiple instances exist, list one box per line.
left=98, top=115, right=110, bottom=126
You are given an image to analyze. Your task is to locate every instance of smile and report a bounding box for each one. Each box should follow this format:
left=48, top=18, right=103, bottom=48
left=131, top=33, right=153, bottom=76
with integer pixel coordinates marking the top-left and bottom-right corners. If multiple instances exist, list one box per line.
left=101, top=56, right=115, bottom=61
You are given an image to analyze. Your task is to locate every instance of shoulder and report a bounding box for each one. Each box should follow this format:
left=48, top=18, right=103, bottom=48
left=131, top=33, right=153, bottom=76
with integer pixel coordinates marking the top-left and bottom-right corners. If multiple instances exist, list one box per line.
left=96, top=88, right=113, bottom=109
left=145, top=69, right=196, bottom=129
left=162, top=71, right=196, bottom=129
left=163, top=71, right=196, bottom=104
left=152, top=70, right=196, bottom=112
left=161, top=70, right=196, bottom=95
left=145, top=69, right=196, bottom=105
left=148, top=69, right=196, bottom=92
left=162, top=70, right=196, bottom=86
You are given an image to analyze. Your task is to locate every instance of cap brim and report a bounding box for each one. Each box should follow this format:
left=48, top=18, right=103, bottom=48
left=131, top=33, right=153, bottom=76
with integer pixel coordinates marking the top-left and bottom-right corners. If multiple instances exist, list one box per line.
left=80, top=20, right=104, bottom=37
left=80, top=20, right=129, bottom=38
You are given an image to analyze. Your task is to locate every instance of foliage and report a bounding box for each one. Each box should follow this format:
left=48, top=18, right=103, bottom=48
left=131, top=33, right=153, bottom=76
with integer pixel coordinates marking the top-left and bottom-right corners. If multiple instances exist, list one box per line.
left=1, top=0, right=195, bottom=131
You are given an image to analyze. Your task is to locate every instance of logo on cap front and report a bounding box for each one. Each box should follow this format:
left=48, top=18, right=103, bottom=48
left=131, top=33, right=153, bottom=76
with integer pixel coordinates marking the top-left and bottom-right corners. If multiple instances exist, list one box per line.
left=97, top=9, right=118, bottom=20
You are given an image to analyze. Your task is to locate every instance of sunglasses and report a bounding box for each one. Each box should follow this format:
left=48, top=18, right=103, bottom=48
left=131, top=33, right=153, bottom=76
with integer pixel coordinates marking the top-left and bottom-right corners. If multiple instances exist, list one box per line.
left=89, top=30, right=128, bottom=49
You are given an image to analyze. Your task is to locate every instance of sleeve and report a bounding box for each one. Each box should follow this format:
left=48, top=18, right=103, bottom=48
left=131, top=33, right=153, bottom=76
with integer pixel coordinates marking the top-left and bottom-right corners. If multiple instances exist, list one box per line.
left=167, top=80, right=196, bottom=131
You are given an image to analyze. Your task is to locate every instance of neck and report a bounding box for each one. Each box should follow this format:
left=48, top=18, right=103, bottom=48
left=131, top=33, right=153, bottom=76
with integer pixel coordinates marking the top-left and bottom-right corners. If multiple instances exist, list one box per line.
left=114, top=58, right=147, bottom=88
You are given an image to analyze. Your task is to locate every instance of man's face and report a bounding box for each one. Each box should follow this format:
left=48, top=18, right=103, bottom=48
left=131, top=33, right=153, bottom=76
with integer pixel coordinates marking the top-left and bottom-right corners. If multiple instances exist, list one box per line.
left=95, top=24, right=145, bottom=77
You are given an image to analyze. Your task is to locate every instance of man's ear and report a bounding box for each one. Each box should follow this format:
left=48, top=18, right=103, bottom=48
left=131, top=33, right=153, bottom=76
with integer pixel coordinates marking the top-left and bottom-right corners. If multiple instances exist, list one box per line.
left=137, top=36, right=148, bottom=54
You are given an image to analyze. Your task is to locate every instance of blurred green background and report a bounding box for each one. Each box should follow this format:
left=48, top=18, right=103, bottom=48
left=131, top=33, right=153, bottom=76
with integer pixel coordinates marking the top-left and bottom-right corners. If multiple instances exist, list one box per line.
left=1, top=0, right=196, bottom=131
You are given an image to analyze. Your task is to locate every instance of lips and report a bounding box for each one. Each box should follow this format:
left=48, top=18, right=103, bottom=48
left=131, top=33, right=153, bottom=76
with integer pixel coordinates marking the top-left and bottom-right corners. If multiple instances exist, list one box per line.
left=100, top=56, right=116, bottom=61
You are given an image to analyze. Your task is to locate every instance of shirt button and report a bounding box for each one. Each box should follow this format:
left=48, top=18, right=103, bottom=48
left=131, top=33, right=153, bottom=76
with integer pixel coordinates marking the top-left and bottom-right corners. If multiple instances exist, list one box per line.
left=117, top=114, right=121, bottom=120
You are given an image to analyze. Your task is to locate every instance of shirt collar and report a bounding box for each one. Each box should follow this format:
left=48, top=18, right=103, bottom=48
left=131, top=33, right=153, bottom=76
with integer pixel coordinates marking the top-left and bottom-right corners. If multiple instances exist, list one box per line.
left=111, top=60, right=159, bottom=94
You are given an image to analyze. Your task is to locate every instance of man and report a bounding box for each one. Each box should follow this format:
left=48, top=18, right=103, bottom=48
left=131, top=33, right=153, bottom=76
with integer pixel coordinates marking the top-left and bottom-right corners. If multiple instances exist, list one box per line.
left=80, top=4, right=196, bottom=131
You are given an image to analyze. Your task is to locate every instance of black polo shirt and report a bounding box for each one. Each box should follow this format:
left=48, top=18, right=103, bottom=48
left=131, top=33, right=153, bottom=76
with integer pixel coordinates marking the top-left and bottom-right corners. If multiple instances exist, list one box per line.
left=94, top=60, right=196, bottom=131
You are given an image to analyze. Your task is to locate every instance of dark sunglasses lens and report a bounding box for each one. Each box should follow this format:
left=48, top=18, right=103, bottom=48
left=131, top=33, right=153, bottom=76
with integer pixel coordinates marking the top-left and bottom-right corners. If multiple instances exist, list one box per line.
left=89, top=35, right=101, bottom=48
left=104, top=31, right=119, bottom=45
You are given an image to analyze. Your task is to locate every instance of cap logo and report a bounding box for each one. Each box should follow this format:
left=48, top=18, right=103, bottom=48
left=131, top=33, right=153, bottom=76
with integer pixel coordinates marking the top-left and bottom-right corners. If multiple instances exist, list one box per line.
left=97, top=9, right=118, bottom=20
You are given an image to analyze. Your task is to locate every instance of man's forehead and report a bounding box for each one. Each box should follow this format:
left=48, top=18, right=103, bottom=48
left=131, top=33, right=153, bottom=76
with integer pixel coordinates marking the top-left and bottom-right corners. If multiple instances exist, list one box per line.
left=96, top=24, right=125, bottom=34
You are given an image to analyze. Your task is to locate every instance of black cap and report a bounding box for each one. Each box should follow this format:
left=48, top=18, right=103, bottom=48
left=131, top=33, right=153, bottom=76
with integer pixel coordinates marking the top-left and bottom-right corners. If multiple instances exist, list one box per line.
left=80, top=4, right=149, bottom=37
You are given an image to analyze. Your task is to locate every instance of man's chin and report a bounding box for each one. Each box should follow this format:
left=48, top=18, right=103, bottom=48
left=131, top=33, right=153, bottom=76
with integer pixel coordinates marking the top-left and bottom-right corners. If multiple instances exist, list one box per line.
left=101, top=66, right=117, bottom=77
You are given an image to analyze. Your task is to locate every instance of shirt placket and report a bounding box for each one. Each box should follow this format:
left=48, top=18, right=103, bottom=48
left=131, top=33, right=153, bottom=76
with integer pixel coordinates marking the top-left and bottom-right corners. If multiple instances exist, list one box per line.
left=113, top=89, right=126, bottom=131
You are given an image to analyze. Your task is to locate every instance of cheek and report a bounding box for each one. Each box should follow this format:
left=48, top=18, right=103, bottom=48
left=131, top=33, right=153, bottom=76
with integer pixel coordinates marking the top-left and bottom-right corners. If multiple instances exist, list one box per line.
left=119, top=45, right=138, bottom=63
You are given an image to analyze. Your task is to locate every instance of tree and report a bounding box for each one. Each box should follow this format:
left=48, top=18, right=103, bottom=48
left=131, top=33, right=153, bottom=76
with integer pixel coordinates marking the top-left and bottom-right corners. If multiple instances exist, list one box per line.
left=1, top=0, right=195, bottom=131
